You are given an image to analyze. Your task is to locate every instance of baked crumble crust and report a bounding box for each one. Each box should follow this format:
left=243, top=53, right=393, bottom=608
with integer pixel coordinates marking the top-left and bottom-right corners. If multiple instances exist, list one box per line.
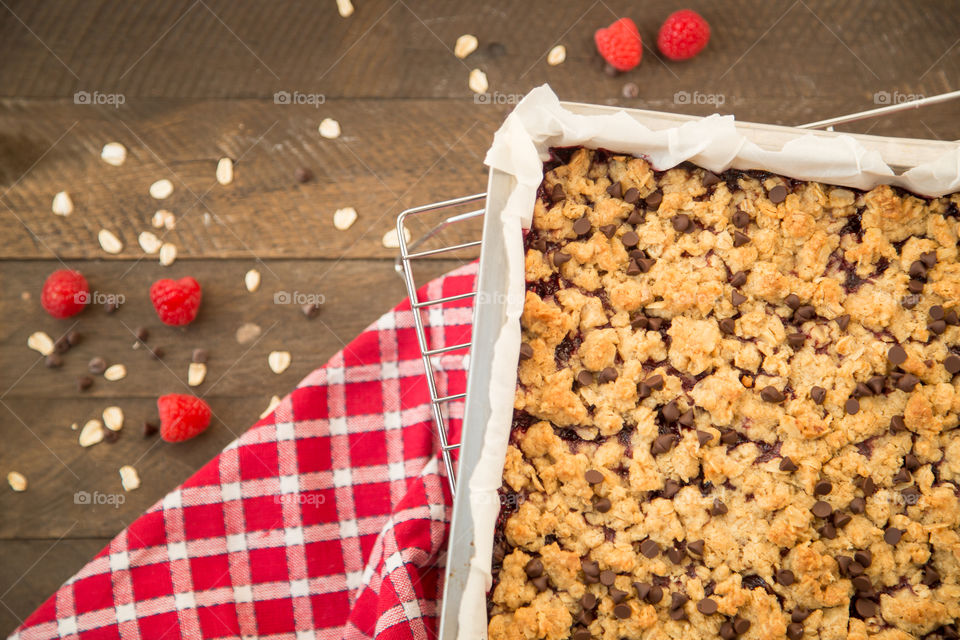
left=488, top=147, right=960, bottom=640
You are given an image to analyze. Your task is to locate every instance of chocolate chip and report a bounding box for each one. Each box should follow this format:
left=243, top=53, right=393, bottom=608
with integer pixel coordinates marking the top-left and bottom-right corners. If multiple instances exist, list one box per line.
left=663, top=479, right=681, bottom=498
left=576, top=609, right=593, bottom=625
left=647, top=318, right=664, bottom=331
left=552, top=252, right=571, bottom=267
left=946, top=309, right=959, bottom=325
left=929, top=319, right=947, bottom=335
left=776, top=569, right=795, bottom=586
left=613, top=603, right=631, bottom=619
left=644, top=190, right=661, bottom=208
left=890, top=415, right=907, bottom=433
left=760, top=386, right=785, bottom=403
left=599, top=569, right=615, bottom=586
left=581, top=593, right=597, bottom=609
left=851, top=575, right=872, bottom=593
left=88, top=357, right=107, bottom=374
left=901, top=485, right=921, bottom=503
left=854, top=550, right=872, bottom=568
left=720, top=430, right=739, bottom=445
left=922, top=566, right=940, bottom=586
left=904, top=453, right=920, bottom=471
left=581, top=559, right=599, bottom=577
left=45, top=353, right=63, bottom=368
left=672, top=214, right=691, bottom=232
left=855, top=598, right=876, bottom=618
left=930, top=305, right=945, bottom=320
left=77, top=375, right=93, bottom=391
left=893, top=468, right=911, bottom=484
left=811, top=501, right=832, bottom=518
left=294, top=167, right=313, bottom=183
left=133, top=327, right=149, bottom=343
left=652, top=434, right=675, bottom=455
left=720, top=623, right=736, bottom=640
left=867, top=376, right=885, bottom=395
left=733, top=618, right=751, bottom=635
left=819, top=523, right=837, bottom=539
left=909, top=260, right=928, bottom=279
left=666, top=547, right=682, bottom=564
left=678, top=410, right=695, bottom=427
left=637, top=383, right=651, bottom=399
left=54, top=336, right=70, bottom=354
left=719, top=318, right=736, bottom=334
left=884, top=527, right=903, bottom=545
left=687, top=539, right=705, bottom=555
left=616, top=187, right=637, bottom=205
left=945, top=355, right=960, bottom=374
left=836, top=314, right=851, bottom=330
left=669, top=606, right=687, bottom=621
left=599, top=224, right=617, bottom=238
left=572, top=629, right=590, bottom=640
left=853, top=382, right=873, bottom=398
left=732, top=209, right=750, bottom=228
left=779, top=457, right=798, bottom=472
left=768, top=185, right=788, bottom=203
left=525, top=558, right=543, bottom=578
left=585, top=469, right=603, bottom=484
left=902, top=295, right=919, bottom=309
left=814, top=481, right=832, bottom=496
left=302, top=302, right=321, bottom=318
left=593, top=497, right=611, bottom=513
left=697, top=430, right=713, bottom=446
left=845, top=397, right=860, bottom=414
left=66, top=330, right=82, bottom=346
left=550, top=184, right=565, bottom=202
left=787, top=332, right=805, bottom=348
left=887, top=344, right=907, bottom=366
left=862, top=476, right=877, bottom=496
left=791, top=609, right=810, bottom=623
left=670, top=593, right=689, bottom=610
left=702, top=172, right=721, bottom=187
left=810, top=386, right=826, bottom=404
left=696, top=597, right=718, bottom=615
left=896, top=373, right=919, bottom=392
left=731, top=291, right=747, bottom=306
left=637, top=257, right=656, bottom=272
left=662, top=401, right=680, bottom=423
left=783, top=294, right=801, bottom=310
left=606, top=182, right=622, bottom=198
left=908, top=278, right=925, bottom=294
left=732, top=231, right=750, bottom=247
left=104, top=300, right=118, bottom=313
left=573, top=216, right=591, bottom=235
left=576, top=371, right=594, bottom=386
left=597, top=367, right=618, bottom=384
left=621, top=231, right=639, bottom=247
left=795, top=305, right=816, bottom=321
left=849, top=497, right=866, bottom=514
left=640, top=539, right=660, bottom=558
left=646, top=374, right=664, bottom=390
left=519, top=343, right=534, bottom=360
left=786, top=623, right=804, bottom=640
left=143, top=420, right=159, bottom=437
left=104, top=429, right=119, bottom=443
left=711, top=499, right=727, bottom=516
left=633, top=582, right=650, bottom=600
left=920, top=251, right=938, bottom=268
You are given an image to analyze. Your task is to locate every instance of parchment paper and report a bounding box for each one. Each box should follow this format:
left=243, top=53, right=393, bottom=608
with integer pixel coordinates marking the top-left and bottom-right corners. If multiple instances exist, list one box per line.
left=456, top=84, right=960, bottom=640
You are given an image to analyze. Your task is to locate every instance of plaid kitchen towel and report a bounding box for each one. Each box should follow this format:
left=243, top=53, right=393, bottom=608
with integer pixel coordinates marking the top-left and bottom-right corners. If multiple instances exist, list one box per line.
left=12, top=262, right=478, bottom=640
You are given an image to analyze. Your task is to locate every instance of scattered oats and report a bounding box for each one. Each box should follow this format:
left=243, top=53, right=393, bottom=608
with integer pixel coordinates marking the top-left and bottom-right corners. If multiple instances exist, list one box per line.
left=547, top=44, right=566, bottom=66
left=469, top=69, right=488, bottom=94
left=100, top=142, right=127, bottom=166
left=236, top=322, right=262, bottom=344
left=149, top=179, right=174, bottom=200
left=336, top=0, right=354, bottom=18
left=7, top=471, right=27, bottom=492
left=119, top=465, right=140, bottom=491
left=159, top=243, right=177, bottom=266
left=138, top=231, right=162, bottom=254
left=268, top=350, right=292, bottom=374
left=333, top=207, right=358, bottom=231
left=98, top=229, right=123, bottom=254
left=79, top=419, right=105, bottom=447
left=52, top=191, right=74, bottom=216
left=244, top=269, right=261, bottom=292
left=70, top=422, right=79, bottom=431
left=188, top=362, right=207, bottom=386
left=152, top=209, right=176, bottom=229
left=454, top=34, right=478, bottom=59
left=102, top=406, right=124, bottom=431
left=216, top=157, right=234, bottom=185
left=104, top=364, right=127, bottom=381
left=319, top=118, right=341, bottom=139
left=28, top=331, right=55, bottom=356
left=260, top=395, right=281, bottom=419
left=382, top=226, right=411, bottom=248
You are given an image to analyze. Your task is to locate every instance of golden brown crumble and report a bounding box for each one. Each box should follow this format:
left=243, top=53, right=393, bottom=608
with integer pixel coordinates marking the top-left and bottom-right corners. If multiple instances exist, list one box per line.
left=489, top=147, right=960, bottom=640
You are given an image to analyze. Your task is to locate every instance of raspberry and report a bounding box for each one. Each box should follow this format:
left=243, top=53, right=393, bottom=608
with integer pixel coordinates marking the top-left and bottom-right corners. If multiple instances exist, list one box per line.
left=40, top=269, right=90, bottom=319
left=149, top=277, right=202, bottom=326
left=594, top=18, right=643, bottom=72
left=158, top=394, right=212, bottom=442
left=657, top=9, right=710, bottom=61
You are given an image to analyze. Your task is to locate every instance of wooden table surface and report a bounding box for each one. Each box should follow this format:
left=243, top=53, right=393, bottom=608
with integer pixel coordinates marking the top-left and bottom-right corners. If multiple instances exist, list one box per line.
left=0, top=0, right=958, bottom=633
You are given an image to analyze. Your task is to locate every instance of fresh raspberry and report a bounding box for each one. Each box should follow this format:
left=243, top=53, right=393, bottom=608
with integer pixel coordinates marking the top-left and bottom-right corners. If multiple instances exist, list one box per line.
left=594, top=18, right=643, bottom=72
left=657, top=9, right=710, bottom=61
left=158, top=394, right=212, bottom=442
left=40, top=269, right=90, bottom=319
left=149, top=277, right=202, bottom=326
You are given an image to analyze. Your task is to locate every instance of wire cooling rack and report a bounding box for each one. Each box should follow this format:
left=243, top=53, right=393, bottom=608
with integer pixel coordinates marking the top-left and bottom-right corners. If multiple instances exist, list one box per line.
left=394, top=91, right=960, bottom=497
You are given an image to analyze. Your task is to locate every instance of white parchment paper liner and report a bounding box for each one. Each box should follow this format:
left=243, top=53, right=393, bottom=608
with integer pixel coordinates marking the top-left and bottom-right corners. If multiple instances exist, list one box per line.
left=456, top=84, right=960, bottom=639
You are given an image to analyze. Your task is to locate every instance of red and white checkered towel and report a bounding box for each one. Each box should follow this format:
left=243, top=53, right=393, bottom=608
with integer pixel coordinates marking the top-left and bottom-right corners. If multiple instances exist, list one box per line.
left=12, top=262, right=478, bottom=640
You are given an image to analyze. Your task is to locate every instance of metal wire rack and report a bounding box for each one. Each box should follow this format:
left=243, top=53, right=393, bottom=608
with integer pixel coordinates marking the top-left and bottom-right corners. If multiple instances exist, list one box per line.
left=394, top=91, right=960, bottom=498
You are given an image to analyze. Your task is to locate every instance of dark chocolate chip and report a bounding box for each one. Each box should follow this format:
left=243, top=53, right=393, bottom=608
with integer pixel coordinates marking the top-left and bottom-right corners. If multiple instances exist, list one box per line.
left=909, top=260, right=928, bottom=279
left=633, top=582, right=650, bottom=600
left=143, top=420, right=159, bottom=437
left=791, top=609, right=809, bottom=623
left=795, top=305, right=816, bottom=321
left=811, top=386, right=826, bottom=404
left=581, top=593, right=597, bottom=609
left=519, top=343, right=534, bottom=361
left=135, top=327, right=150, bottom=342
left=852, top=575, right=872, bottom=593
left=768, top=185, right=788, bottom=203
left=666, top=547, right=682, bottom=564
left=576, top=609, right=593, bottom=625
left=853, top=382, right=873, bottom=398
left=599, top=569, right=615, bottom=586
left=552, top=252, right=571, bottom=267
left=669, top=606, right=687, bottom=621
left=613, top=603, right=631, bottom=619
left=572, top=629, right=591, bottom=640
left=697, top=598, right=718, bottom=615
left=672, top=214, right=691, bottom=232
left=662, top=401, right=680, bottom=423
left=845, top=397, right=860, bottom=414
left=670, top=593, right=689, bottom=610
left=929, top=319, right=947, bottom=335
left=525, top=558, right=543, bottom=578
left=920, top=251, right=938, bottom=268
left=646, top=375, right=664, bottom=390
left=625, top=260, right=641, bottom=276
left=644, top=190, right=662, bottom=208
left=908, top=278, right=925, bottom=294
left=688, top=539, right=705, bottom=555
left=581, top=559, right=599, bottom=577
left=890, top=415, right=907, bottom=433
left=652, top=434, right=675, bottom=455
left=637, top=383, right=651, bottom=399
left=945, top=355, right=960, bottom=374
left=896, top=373, right=919, bottom=392
left=623, top=188, right=640, bottom=205
left=594, top=497, right=611, bottom=513
left=719, top=318, right=736, bottom=334
left=606, top=182, right=622, bottom=198
left=678, top=410, right=695, bottom=427
left=785, top=294, right=801, bottom=310
left=862, top=476, right=877, bottom=496
left=818, top=523, right=837, bottom=539
left=45, top=353, right=63, bottom=368
left=573, top=216, right=592, bottom=235
left=867, top=376, right=885, bottom=395
left=732, top=231, right=750, bottom=247
left=720, top=622, right=736, bottom=640
left=621, top=231, right=639, bottom=247
left=888, top=344, right=907, bottom=365
left=599, top=224, right=617, bottom=238
left=627, top=212, right=645, bottom=228
left=893, top=468, right=911, bottom=484
left=930, top=305, right=945, bottom=320
left=730, top=271, right=748, bottom=287
left=598, top=367, right=618, bottom=384
left=849, top=497, right=866, bottom=514
left=550, top=184, right=565, bottom=202
left=811, top=501, right=832, bottom=518
left=711, top=499, right=727, bottom=516
left=776, top=570, right=795, bottom=586
left=731, top=291, right=747, bottom=306
left=720, top=430, right=739, bottom=445
left=836, top=314, right=851, bottom=330
left=647, top=318, right=663, bottom=331
left=780, top=457, right=798, bottom=472
left=640, top=540, right=660, bottom=558
left=854, top=549, right=872, bottom=568
left=855, top=598, right=876, bottom=618
left=884, top=527, right=903, bottom=545
left=901, top=485, right=921, bottom=503
left=833, top=511, right=852, bottom=529
left=66, top=330, right=82, bottom=346
left=696, top=430, right=713, bottom=446
left=88, top=357, right=107, bottom=375
left=732, top=209, right=750, bottom=228
left=302, top=302, right=322, bottom=318
left=734, top=618, right=751, bottom=635
left=904, top=453, right=920, bottom=471
left=814, top=481, right=832, bottom=496
left=663, top=479, right=681, bottom=498
left=576, top=370, right=594, bottom=386
left=922, top=566, right=940, bottom=586
left=585, top=469, right=604, bottom=484
left=787, top=332, right=805, bottom=348
left=76, top=375, right=93, bottom=391
left=760, top=386, right=785, bottom=403
left=946, top=309, right=959, bottom=325
left=54, top=337, right=70, bottom=354
left=786, top=623, right=804, bottom=640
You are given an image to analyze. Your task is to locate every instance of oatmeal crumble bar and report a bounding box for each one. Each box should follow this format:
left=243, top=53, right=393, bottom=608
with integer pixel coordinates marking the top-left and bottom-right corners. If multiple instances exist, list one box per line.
left=488, top=147, right=960, bottom=640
